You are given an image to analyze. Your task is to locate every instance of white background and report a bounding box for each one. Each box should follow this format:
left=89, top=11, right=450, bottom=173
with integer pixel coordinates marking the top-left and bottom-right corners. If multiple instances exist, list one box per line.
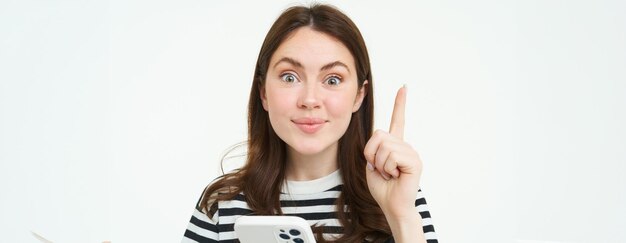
left=1, top=0, right=624, bottom=242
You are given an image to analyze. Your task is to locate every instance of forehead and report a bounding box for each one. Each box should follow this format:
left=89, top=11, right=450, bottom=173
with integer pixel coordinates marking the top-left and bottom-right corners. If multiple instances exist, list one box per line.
left=270, top=27, right=355, bottom=69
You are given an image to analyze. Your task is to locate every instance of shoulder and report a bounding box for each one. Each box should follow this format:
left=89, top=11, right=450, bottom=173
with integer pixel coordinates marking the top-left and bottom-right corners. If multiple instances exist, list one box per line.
left=415, top=187, right=432, bottom=217
left=184, top=181, right=250, bottom=239
left=183, top=186, right=222, bottom=242
left=415, top=187, right=438, bottom=241
left=191, top=174, right=242, bottom=218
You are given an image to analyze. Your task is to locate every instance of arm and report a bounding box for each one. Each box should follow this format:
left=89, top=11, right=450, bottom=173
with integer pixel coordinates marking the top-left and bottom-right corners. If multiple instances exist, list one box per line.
left=386, top=189, right=438, bottom=243
left=386, top=208, right=426, bottom=243
left=364, top=86, right=437, bottom=243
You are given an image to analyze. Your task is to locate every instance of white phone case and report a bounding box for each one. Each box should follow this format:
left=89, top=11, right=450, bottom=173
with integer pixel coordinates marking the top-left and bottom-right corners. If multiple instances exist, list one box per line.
left=234, top=216, right=317, bottom=243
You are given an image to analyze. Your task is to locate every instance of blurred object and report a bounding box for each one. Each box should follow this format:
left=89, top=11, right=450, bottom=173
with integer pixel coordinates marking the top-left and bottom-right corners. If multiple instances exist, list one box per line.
left=31, top=231, right=53, bottom=243
left=517, top=240, right=575, bottom=243
left=31, top=231, right=110, bottom=243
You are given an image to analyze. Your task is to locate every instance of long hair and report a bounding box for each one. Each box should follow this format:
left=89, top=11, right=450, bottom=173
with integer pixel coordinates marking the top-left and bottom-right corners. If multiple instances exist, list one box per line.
left=199, top=4, right=391, bottom=242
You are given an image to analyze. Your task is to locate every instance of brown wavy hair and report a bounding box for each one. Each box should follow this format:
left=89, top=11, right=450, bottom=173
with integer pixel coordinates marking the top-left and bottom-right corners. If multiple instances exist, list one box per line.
left=199, top=4, right=392, bottom=242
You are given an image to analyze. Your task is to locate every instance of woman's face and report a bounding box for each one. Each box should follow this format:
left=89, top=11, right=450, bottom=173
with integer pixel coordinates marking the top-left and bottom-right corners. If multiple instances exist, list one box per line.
left=261, top=27, right=366, bottom=157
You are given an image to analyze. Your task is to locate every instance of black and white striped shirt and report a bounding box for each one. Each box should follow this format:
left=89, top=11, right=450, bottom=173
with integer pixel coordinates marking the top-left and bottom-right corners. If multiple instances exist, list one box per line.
left=183, top=170, right=438, bottom=242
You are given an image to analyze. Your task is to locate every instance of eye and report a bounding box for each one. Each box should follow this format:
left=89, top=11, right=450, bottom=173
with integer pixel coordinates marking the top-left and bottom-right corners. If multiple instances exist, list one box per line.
left=325, top=76, right=342, bottom=86
left=280, top=73, right=298, bottom=83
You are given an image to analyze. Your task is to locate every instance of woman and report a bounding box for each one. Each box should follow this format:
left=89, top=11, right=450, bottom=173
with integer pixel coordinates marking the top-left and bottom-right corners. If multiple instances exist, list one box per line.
left=183, top=4, right=437, bottom=243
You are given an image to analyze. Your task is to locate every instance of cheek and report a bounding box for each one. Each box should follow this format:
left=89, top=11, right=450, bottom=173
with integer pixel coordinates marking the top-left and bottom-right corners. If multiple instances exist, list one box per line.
left=266, top=88, right=295, bottom=115
left=325, top=94, right=356, bottom=118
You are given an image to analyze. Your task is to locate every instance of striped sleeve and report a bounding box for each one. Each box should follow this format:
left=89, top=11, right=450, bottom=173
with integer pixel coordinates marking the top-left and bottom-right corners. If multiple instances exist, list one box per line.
left=416, top=188, right=438, bottom=243
left=182, top=188, right=220, bottom=243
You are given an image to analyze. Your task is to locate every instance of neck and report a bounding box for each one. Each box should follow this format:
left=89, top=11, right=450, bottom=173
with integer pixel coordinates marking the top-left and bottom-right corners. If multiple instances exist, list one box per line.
left=285, top=143, right=338, bottom=181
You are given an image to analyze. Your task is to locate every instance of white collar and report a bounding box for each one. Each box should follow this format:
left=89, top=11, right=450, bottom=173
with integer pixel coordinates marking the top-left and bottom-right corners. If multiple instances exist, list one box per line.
left=281, top=169, right=342, bottom=195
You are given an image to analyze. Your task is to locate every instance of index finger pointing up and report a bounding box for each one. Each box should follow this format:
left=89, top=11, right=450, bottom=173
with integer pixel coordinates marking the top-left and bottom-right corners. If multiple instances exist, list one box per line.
left=389, top=84, right=407, bottom=140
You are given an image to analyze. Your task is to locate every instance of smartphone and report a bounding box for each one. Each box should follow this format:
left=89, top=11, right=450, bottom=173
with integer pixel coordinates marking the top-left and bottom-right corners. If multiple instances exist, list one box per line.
left=234, top=215, right=317, bottom=243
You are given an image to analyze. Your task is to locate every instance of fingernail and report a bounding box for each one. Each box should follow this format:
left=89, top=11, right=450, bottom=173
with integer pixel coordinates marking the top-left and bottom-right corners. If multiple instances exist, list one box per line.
left=381, top=172, right=390, bottom=180
left=367, top=162, right=375, bottom=171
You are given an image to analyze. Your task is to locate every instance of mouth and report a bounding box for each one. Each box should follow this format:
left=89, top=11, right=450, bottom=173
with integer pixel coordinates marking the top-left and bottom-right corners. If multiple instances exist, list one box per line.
left=292, top=117, right=327, bottom=134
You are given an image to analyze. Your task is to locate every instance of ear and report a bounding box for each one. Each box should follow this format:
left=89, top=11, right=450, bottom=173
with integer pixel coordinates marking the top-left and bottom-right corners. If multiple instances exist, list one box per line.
left=352, top=80, right=368, bottom=112
left=259, top=84, right=269, bottom=111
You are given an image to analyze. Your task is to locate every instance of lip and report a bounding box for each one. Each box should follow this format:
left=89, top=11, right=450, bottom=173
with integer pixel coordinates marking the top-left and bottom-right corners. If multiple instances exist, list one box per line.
left=292, top=117, right=327, bottom=134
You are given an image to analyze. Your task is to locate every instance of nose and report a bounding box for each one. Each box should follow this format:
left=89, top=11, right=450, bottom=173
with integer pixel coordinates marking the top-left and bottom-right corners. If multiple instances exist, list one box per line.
left=297, top=83, right=322, bottom=110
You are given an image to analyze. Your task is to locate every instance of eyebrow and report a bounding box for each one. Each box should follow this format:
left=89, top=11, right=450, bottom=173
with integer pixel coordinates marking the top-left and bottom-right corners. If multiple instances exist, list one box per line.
left=272, top=57, right=351, bottom=74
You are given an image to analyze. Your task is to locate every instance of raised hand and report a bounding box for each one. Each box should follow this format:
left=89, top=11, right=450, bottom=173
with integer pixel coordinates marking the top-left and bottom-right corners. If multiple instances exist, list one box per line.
left=363, top=85, right=423, bottom=220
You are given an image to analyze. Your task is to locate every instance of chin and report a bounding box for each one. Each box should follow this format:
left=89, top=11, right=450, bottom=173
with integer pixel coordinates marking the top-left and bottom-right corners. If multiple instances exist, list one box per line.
left=288, top=142, right=330, bottom=156
left=291, top=145, right=326, bottom=155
